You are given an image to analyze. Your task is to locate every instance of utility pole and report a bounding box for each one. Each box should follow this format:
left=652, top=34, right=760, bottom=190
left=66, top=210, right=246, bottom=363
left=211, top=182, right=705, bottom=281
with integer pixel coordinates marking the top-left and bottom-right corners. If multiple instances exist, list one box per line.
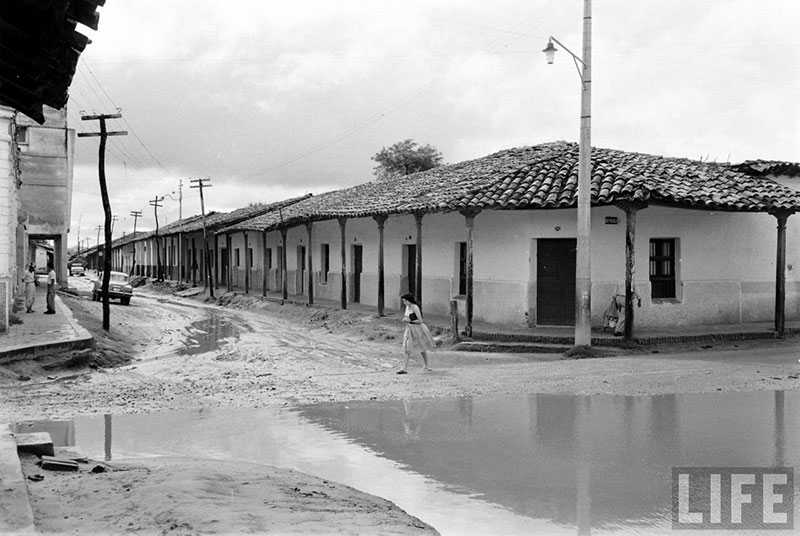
left=77, top=213, right=82, bottom=254
left=78, top=111, right=127, bottom=331
left=170, top=179, right=183, bottom=282
left=130, top=210, right=142, bottom=276
left=149, top=196, right=164, bottom=281
left=95, top=225, right=102, bottom=247
left=176, top=179, right=183, bottom=282
left=189, top=177, right=214, bottom=298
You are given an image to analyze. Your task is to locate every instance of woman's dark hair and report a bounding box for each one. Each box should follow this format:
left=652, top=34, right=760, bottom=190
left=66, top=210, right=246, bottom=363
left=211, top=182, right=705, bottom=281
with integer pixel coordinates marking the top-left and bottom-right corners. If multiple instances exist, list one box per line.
left=401, top=293, right=417, bottom=305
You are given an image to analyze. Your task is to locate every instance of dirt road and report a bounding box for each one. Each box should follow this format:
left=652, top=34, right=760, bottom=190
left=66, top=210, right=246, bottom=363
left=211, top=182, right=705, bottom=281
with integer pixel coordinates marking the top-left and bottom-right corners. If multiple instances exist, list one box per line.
left=3, top=281, right=800, bottom=423
left=4, top=280, right=800, bottom=535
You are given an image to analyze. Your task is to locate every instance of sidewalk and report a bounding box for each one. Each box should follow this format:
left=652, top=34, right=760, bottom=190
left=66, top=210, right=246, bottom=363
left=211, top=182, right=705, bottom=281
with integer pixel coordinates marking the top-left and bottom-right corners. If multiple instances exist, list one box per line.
left=251, top=287, right=800, bottom=346
left=0, top=286, right=92, bottom=361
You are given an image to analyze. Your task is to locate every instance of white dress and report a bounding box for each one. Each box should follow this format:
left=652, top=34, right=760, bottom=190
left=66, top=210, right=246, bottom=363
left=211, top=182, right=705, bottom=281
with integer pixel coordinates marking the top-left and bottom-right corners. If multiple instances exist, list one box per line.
left=403, top=303, right=436, bottom=353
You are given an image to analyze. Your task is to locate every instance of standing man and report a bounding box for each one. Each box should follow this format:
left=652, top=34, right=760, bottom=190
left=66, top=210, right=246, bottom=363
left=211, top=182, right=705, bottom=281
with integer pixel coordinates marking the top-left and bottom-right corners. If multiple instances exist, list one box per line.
left=22, top=263, right=37, bottom=313
left=44, top=262, right=57, bottom=315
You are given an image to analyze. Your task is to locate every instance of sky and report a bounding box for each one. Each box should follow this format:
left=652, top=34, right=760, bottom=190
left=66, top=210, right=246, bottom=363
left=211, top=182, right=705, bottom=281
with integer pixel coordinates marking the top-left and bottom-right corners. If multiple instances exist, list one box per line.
left=65, top=0, right=800, bottom=249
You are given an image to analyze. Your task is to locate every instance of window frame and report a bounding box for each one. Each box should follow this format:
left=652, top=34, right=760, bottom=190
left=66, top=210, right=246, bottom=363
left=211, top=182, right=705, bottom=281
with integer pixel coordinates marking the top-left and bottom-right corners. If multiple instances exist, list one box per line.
left=649, top=238, right=678, bottom=300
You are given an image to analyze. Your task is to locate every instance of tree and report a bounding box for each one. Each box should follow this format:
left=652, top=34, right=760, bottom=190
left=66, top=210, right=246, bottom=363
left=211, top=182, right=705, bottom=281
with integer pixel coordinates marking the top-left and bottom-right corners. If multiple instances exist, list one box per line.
left=372, top=139, right=443, bottom=181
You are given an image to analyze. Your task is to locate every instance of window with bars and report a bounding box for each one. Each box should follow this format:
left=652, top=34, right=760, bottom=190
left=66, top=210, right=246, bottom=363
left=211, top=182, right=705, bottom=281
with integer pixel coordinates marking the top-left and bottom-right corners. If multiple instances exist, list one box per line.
left=650, top=238, right=676, bottom=299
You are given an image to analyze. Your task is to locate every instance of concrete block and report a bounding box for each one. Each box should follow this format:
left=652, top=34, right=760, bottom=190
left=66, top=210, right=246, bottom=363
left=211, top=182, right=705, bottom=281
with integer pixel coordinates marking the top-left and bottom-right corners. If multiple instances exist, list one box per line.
left=40, top=455, right=79, bottom=471
left=14, top=432, right=54, bottom=457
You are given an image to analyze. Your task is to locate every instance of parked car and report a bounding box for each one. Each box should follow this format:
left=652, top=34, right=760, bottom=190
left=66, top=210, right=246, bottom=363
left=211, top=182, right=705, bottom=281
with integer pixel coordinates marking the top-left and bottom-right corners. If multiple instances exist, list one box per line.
left=92, top=271, right=133, bottom=305
left=69, top=262, right=86, bottom=276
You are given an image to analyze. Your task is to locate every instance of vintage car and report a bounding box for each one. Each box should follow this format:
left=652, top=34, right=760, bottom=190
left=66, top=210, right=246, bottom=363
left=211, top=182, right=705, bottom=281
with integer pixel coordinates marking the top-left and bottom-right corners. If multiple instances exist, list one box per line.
left=92, top=271, right=133, bottom=305
left=69, top=261, right=86, bottom=276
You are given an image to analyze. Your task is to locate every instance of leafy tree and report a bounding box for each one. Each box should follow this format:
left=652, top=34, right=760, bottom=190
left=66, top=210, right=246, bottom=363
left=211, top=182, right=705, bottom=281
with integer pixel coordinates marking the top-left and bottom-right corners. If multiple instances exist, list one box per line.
left=372, top=139, right=443, bottom=181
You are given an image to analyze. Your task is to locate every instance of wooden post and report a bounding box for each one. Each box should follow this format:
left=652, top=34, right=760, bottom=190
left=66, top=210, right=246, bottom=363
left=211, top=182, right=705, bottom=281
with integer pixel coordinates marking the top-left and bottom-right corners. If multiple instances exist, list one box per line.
left=214, top=234, right=219, bottom=289
left=78, top=113, right=127, bottom=331
left=338, top=217, right=348, bottom=310
left=226, top=233, right=233, bottom=291
left=414, top=212, right=424, bottom=306
left=262, top=230, right=268, bottom=297
left=617, top=201, right=647, bottom=341
left=191, top=236, right=196, bottom=287
left=280, top=228, right=288, bottom=300
left=374, top=215, right=388, bottom=316
left=450, top=300, right=460, bottom=342
left=306, top=222, right=314, bottom=305
left=461, top=210, right=479, bottom=337
left=243, top=231, right=250, bottom=294
left=773, top=211, right=792, bottom=337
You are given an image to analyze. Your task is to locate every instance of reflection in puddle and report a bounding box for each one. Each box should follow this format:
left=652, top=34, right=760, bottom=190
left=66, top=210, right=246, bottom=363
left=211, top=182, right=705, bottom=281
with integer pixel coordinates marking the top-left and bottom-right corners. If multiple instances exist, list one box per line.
left=180, top=314, right=241, bottom=355
left=14, top=391, right=800, bottom=535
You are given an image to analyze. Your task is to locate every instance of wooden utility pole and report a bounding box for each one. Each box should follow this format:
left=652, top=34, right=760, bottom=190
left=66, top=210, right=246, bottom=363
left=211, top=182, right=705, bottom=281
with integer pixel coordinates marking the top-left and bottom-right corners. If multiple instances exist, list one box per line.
left=129, top=210, right=142, bottom=276
left=78, top=112, right=127, bottom=331
left=149, top=196, right=164, bottom=281
left=189, top=177, right=214, bottom=298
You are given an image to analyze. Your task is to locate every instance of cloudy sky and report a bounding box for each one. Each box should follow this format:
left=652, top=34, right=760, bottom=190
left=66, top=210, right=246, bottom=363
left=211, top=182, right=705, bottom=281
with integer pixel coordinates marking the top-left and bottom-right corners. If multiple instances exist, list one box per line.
left=66, top=0, right=800, bottom=248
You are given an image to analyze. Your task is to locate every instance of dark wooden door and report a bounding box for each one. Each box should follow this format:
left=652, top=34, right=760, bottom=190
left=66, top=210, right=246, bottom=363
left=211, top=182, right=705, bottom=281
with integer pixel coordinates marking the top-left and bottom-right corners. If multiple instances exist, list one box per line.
left=297, top=246, right=306, bottom=294
left=220, top=248, right=228, bottom=285
left=405, top=244, right=417, bottom=296
left=352, top=245, right=363, bottom=303
left=537, top=239, right=576, bottom=326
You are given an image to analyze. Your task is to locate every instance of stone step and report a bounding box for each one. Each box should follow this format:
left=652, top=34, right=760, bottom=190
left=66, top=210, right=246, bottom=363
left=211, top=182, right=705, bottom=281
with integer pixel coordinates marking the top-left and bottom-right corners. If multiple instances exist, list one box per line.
left=14, top=432, right=54, bottom=457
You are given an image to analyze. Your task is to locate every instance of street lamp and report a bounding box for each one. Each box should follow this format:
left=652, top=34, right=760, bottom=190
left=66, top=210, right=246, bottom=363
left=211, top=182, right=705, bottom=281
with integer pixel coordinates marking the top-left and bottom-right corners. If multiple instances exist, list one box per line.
left=544, top=0, right=592, bottom=347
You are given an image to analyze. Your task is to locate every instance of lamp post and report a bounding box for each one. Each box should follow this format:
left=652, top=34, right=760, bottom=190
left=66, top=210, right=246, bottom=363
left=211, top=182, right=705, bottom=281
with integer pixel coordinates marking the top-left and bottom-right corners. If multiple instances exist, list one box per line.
left=544, top=0, right=592, bottom=347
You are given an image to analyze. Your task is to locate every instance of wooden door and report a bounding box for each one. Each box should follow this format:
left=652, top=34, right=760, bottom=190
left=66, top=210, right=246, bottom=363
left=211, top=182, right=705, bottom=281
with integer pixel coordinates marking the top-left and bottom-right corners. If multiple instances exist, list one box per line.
left=352, top=245, right=363, bottom=303
left=537, top=239, right=576, bottom=326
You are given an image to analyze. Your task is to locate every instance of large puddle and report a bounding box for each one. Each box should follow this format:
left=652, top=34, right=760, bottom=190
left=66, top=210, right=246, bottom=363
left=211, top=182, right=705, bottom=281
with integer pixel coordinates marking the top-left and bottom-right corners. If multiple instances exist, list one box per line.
left=14, top=390, right=800, bottom=535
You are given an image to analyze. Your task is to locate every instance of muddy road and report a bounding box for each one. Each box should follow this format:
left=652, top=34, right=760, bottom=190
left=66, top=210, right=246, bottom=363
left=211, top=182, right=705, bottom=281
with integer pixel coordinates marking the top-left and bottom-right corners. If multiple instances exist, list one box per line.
left=3, top=279, right=800, bottom=422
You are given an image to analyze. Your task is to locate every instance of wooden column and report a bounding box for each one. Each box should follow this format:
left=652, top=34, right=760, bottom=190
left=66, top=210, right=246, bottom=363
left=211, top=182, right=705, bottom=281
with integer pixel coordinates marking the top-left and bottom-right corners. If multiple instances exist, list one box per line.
left=773, top=211, right=792, bottom=337
left=280, top=228, right=288, bottom=300
left=338, top=217, right=348, bottom=310
left=243, top=231, right=250, bottom=294
left=226, top=233, right=233, bottom=291
left=262, top=230, right=268, bottom=297
left=461, top=210, right=479, bottom=337
left=191, top=237, right=197, bottom=287
left=414, top=212, right=424, bottom=306
left=374, top=215, right=388, bottom=317
left=213, top=234, right=219, bottom=289
left=306, top=221, right=314, bottom=305
left=616, top=202, right=647, bottom=341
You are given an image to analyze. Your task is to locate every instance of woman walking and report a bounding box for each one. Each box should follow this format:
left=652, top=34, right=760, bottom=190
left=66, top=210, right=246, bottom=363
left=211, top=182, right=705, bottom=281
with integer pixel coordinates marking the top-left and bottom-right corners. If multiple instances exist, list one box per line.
left=22, top=263, right=37, bottom=313
left=397, top=293, right=436, bottom=374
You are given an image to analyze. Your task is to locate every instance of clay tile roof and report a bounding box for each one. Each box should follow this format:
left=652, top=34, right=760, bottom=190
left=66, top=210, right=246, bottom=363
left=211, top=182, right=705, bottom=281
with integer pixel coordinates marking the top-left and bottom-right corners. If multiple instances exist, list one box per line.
left=228, top=142, right=800, bottom=232
left=731, top=160, right=800, bottom=177
left=0, top=0, right=105, bottom=123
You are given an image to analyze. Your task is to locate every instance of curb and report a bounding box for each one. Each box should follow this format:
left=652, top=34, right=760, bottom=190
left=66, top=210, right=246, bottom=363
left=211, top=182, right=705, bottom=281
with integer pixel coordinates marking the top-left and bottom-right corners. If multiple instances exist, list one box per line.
left=0, top=423, right=36, bottom=535
left=0, top=294, right=93, bottom=362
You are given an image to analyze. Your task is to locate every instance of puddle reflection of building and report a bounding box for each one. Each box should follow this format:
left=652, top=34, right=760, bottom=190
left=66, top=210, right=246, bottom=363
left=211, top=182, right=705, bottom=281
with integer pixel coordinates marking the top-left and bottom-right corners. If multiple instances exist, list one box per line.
left=105, top=414, right=112, bottom=461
